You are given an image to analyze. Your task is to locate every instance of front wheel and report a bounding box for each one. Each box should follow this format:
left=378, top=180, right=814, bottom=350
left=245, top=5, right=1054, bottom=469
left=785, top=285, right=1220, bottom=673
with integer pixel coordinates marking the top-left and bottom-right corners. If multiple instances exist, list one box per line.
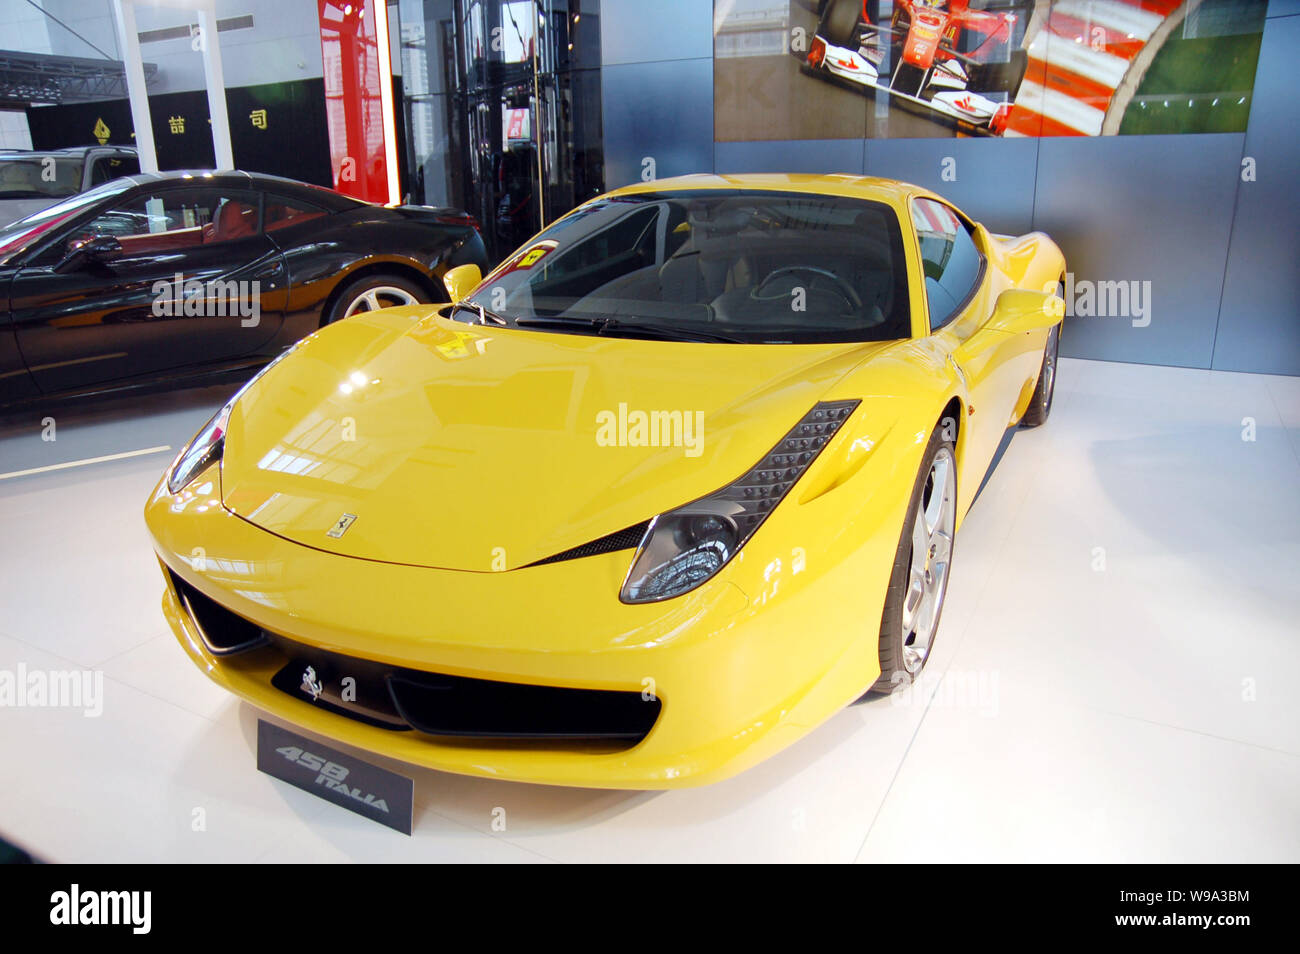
left=819, top=0, right=864, bottom=49
left=868, top=426, right=957, bottom=694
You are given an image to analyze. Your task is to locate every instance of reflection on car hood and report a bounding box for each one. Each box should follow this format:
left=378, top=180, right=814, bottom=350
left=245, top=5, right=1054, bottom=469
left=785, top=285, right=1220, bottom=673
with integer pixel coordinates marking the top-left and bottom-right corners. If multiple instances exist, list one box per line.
left=220, top=308, right=884, bottom=570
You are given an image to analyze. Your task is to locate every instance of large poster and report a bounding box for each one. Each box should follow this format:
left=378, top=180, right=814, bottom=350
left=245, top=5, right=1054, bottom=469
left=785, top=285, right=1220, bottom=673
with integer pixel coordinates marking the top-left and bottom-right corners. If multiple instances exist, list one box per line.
left=714, top=0, right=1268, bottom=140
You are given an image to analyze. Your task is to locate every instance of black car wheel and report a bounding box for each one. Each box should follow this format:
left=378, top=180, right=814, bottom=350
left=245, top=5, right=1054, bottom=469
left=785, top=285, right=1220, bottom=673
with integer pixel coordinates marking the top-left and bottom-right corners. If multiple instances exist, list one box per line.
left=819, top=0, right=863, bottom=49
left=324, top=274, right=430, bottom=325
left=1020, top=321, right=1061, bottom=428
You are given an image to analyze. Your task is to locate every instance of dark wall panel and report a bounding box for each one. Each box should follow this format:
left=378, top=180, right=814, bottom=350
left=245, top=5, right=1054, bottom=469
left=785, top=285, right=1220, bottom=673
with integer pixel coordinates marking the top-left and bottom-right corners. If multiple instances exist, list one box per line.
left=601, top=57, right=713, bottom=189
left=864, top=137, right=1040, bottom=236
left=1211, top=13, right=1300, bottom=375
left=1032, top=134, right=1243, bottom=369
left=25, top=79, right=332, bottom=187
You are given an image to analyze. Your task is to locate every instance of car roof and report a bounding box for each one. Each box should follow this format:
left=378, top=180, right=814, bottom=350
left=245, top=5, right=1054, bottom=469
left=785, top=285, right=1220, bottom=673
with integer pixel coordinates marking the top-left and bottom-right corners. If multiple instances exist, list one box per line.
left=113, top=169, right=363, bottom=211
left=605, top=173, right=936, bottom=207
left=0, top=146, right=137, bottom=160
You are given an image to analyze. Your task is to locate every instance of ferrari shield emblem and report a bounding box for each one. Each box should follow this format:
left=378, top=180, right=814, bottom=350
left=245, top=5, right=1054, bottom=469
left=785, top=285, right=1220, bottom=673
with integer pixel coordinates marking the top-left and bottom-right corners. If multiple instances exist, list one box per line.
left=326, top=513, right=357, bottom=539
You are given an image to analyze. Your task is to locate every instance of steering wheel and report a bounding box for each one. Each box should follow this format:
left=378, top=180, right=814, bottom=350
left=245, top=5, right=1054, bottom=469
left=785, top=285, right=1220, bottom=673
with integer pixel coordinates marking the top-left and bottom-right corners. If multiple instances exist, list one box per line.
left=751, top=266, right=862, bottom=313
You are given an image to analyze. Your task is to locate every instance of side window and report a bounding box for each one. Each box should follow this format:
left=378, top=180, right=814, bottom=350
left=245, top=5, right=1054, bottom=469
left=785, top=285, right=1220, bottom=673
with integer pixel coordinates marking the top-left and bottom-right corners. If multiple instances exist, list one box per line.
left=71, top=189, right=261, bottom=256
left=264, top=194, right=328, bottom=232
left=912, top=197, right=982, bottom=332
left=663, top=201, right=691, bottom=259
left=537, top=204, right=659, bottom=283
left=89, top=155, right=139, bottom=186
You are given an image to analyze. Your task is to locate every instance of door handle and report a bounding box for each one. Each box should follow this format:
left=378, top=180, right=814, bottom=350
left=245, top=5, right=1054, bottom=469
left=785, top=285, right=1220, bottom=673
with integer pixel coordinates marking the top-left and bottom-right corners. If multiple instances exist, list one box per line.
left=251, top=261, right=285, bottom=290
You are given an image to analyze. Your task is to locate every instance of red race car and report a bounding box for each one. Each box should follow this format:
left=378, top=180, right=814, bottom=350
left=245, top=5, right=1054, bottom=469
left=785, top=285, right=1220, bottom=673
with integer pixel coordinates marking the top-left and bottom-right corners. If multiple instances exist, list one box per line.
left=805, top=0, right=1030, bottom=134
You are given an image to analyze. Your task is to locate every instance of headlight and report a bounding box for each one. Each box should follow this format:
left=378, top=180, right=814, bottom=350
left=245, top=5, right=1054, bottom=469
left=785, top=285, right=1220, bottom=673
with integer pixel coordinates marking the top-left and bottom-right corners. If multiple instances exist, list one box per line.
left=167, top=403, right=229, bottom=494
left=166, top=346, right=297, bottom=494
left=620, top=400, right=859, bottom=603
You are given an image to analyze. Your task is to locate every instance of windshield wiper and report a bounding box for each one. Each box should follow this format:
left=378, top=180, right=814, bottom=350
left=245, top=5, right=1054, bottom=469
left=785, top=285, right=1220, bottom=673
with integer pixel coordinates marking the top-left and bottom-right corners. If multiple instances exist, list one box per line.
left=514, top=315, right=743, bottom=343
left=513, top=315, right=602, bottom=330
left=448, top=301, right=507, bottom=326
left=598, top=319, right=743, bottom=343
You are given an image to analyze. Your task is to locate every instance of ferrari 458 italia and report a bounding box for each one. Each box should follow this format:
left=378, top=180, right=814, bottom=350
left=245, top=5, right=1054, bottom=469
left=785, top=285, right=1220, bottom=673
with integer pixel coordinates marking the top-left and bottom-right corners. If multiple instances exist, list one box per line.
left=146, top=173, right=1065, bottom=788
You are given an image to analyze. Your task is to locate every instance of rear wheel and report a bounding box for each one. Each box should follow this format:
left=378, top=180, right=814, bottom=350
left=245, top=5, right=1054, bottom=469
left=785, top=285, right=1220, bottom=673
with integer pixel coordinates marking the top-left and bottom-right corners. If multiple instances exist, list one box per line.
left=868, top=425, right=957, bottom=694
left=324, top=273, right=429, bottom=326
left=1021, top=285, right=1063, bottom=427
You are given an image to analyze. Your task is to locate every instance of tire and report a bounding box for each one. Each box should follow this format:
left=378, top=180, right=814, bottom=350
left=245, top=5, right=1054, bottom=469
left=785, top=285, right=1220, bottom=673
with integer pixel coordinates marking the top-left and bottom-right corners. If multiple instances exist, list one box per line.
left=322, top=273, right=430, bottom=326
left=968, top=49, right=1029, bottom=95
left=1020, top=289, right=1063, bottom=427
left=867, top=423, right=958, bottom=695
left=820, top=0, right=863, bottom=49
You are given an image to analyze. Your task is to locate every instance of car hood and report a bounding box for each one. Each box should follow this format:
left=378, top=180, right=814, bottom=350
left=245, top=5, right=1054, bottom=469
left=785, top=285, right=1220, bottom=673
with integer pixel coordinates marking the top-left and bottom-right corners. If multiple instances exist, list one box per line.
left=220, top=308, right=884, bottom=570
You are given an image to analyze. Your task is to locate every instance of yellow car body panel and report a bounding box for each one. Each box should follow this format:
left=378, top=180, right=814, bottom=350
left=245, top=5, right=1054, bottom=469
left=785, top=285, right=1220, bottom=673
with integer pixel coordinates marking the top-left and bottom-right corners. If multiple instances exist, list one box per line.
left=145, top=174, right=1064, bottom=788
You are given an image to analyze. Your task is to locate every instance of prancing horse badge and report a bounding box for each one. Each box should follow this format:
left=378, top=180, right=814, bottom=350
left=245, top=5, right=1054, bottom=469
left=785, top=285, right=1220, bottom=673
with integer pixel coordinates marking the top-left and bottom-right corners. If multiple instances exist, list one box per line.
left=326, top=513, right=358, bottom=539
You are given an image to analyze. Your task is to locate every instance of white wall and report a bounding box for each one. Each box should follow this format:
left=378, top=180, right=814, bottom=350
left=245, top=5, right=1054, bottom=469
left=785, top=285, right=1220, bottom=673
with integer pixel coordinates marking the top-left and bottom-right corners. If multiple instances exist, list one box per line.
left=3, top=0, right=324, bottom=94
left=0, top=110, right=33, bottom=149
left=0, top=0, right=53, bottom=54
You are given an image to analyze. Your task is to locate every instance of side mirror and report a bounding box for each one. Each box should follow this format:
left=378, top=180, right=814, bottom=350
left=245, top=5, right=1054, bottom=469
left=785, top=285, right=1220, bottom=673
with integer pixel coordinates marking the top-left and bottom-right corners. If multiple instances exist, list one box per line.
left=986, top=287, right=1064, bottom=335
left=54, top=234, right=122, bottom=274
left=442, top=263, right=482, bottom=302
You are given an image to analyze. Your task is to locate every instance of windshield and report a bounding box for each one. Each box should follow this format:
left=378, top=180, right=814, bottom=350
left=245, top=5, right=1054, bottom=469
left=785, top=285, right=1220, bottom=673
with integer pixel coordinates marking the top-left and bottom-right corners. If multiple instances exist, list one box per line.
left=0, top=176, right=137, bottom=263
left=467, top=189, right=911, bottom=344
left=0, top=156, right=83, bottom=199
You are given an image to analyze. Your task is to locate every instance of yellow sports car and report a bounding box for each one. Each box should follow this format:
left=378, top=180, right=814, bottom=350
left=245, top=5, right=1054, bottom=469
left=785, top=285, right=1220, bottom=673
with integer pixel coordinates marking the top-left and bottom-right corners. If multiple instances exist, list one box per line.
left=146, top=174, right=1065, bottom=789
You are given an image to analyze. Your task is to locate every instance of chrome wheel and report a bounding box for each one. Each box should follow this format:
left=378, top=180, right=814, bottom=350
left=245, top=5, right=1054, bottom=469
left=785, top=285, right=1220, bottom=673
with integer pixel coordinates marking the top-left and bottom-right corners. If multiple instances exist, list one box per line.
left=899, top=447, right=956, bottom=674
left=341, top=284, right=420, bottom=318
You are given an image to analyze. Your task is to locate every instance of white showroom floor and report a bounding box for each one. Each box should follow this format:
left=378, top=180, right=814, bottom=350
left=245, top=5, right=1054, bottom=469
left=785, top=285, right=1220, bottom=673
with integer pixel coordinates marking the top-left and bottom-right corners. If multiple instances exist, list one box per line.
left=0, top=357, right=1297, bottom=863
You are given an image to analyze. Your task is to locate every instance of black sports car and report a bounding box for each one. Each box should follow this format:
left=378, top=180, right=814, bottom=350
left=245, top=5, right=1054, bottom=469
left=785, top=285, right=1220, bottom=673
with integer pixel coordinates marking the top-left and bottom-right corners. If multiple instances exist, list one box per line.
left=0, top=170, right=487, bottom=407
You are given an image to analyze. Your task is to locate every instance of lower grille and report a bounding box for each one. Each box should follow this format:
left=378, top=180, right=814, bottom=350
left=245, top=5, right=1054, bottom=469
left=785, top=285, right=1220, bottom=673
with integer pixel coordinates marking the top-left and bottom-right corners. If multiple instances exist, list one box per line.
left=387, top=670, right=657, bottom=741
left=169, top=568, right=268, bottom=655
left=168, top=567, right=661, bottom=746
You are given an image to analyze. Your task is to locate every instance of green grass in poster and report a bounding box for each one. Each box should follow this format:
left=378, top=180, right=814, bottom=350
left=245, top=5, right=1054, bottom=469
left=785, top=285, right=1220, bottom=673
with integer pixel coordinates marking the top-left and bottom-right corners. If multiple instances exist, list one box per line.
left=1119, top=15, right=1265, bottom=135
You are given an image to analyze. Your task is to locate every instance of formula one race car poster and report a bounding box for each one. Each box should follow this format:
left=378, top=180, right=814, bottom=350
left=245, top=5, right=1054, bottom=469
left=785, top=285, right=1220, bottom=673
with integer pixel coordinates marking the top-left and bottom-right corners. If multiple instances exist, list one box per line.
left=714, top=0, right=1267, bottom=141
left=806, top=0, right=1029, bottom=134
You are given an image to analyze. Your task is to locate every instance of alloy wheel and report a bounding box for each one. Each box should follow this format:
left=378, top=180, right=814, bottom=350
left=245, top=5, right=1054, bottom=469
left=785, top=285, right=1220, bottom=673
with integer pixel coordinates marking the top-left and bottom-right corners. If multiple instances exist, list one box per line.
left=342, top=285, right=420, bottom=318
left=899, top=447, right=956, bottom=673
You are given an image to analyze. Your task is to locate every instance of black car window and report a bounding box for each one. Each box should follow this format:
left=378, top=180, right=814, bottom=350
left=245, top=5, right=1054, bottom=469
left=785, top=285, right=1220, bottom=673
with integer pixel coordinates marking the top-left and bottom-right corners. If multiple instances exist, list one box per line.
left=89, top=155, right=139, bottom=186
left=912, top=197, right=982, bottom=332
left=264, top=194, right=328, bottom=232
left=69, top=188, right=262, bottom=256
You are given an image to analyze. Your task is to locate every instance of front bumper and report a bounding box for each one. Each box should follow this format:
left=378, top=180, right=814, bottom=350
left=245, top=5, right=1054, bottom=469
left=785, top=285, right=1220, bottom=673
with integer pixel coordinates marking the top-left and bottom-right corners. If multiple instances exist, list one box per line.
left=146, top=463, right=900, bottom=789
